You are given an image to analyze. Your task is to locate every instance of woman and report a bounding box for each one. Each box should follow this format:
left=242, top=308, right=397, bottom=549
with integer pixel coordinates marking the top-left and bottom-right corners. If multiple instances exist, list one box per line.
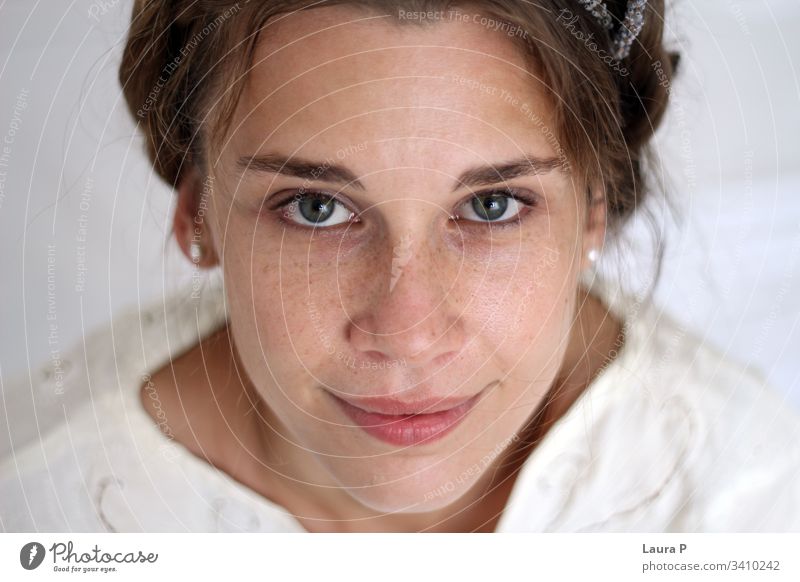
left=2, top=0, right=798, bottom=532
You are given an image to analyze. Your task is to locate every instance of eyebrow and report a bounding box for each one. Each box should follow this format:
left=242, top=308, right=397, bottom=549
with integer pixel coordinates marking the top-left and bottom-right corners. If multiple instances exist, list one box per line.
left=454, top=155, right=564, bottom=190
left=237, top=153, right=366, bottom=190
left=236, top=153, right=564, bottom=192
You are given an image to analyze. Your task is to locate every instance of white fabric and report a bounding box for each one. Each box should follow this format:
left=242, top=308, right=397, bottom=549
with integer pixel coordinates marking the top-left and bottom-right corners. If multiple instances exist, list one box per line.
left=1, top=275, right=799, bottom=532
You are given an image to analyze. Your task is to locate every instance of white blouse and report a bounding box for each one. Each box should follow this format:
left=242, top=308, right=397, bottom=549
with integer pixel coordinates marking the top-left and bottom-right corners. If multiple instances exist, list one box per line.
left=2, top=275, right=799, bottom=532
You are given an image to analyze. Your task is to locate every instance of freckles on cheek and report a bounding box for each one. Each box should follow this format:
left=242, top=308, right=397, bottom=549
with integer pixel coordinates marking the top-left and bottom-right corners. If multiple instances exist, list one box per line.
left=473, top=253, right=574, bottom=377
left=242, top=258, right=344, bottom=367
left=468, top=240, right=564, bottom=320
left=225, top=216, right=355, bottom=326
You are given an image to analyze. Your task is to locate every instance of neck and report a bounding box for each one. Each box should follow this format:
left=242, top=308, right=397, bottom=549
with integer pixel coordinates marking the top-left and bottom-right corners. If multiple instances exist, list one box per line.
left=547, top=283, right=624, bottom=434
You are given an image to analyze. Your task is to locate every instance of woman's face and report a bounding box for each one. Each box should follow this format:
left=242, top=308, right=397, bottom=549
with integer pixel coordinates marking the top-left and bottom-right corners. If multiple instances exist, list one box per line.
left=193, top=6, right=601, bottom=513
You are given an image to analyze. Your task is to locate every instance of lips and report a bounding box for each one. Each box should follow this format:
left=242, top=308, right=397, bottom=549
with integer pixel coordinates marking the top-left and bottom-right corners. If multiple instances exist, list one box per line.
left=335, top=393, right=477, bottom=415
left=329, top=389, right=485, bottom=447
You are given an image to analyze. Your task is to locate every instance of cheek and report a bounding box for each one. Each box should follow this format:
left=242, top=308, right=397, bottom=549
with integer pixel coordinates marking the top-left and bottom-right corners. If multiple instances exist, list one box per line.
left=219, top=224, right=366, bottom=439
left=217, top=214, right=324, bottom=388
left=224, top=260, right=335, bottom=376
left=463, top=233, right=579, bottom=357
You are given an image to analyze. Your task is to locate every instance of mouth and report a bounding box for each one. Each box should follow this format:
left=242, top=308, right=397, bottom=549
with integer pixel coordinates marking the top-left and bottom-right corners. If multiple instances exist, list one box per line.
left=328, top=386, right=488, bottom=447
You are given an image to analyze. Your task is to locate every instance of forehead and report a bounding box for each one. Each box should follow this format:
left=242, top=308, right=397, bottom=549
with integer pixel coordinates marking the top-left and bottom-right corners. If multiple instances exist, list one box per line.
left=226, top=5, right=559, bottom=168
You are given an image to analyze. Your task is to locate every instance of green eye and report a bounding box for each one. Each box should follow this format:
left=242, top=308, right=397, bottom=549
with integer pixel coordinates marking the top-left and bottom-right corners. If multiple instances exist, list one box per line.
left=471, top=194, right=510, bottom=221
left=280, top=192, right=356, bottom=227
left=457, top=190, right=533, bottom=223
left=298, top=195, right=336, bottom=223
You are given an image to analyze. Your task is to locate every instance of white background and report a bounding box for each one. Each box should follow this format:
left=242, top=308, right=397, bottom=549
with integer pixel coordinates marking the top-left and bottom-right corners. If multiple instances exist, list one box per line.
left=0, top=0, right=798, bottom=413
left=1, top=533, right=798, bottom=581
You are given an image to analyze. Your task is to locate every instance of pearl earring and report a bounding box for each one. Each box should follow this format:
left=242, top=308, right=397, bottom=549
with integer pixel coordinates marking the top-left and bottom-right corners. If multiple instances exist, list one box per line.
left=190, top=241, right=204, bottom=263
left=587, top=248, right=599, bottom=264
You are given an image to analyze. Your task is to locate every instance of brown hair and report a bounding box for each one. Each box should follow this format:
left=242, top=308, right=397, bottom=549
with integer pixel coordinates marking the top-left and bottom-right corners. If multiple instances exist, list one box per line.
left=119, top=0, right=678, bottom=233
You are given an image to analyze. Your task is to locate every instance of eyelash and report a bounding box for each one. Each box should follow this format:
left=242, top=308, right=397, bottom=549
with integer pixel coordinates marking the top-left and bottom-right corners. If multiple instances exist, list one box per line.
left=452, top=188, right=539, bottom=229
left=267, top=190, right=360, bottom=234
left=266, top=188, right=540, bottom=231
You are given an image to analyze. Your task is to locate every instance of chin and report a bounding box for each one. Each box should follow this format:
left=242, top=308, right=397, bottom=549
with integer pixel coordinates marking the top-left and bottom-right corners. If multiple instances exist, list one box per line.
left=327, top=458, right=477, bottom=514
left=345, top=481, right=469, bottom=515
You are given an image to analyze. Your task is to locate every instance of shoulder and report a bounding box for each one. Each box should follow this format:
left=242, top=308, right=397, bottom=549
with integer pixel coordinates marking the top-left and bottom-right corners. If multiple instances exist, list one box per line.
left=626, top=303, right=800, bottom=531
left=642, top=307, right=799, bottom=456
left=505, top=277, right=798, bottom=533
left=0, top=284, right=226, bottom=532
left=0, top=302, right=151, bottom=531
left=0, top=381, right=121, bottom=531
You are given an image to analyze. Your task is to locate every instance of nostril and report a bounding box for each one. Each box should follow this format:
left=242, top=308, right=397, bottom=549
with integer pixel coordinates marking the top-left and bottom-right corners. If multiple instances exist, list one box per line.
left=432, top=350, right=459, bottom=368
left=362, top=350, right=387, bottom=363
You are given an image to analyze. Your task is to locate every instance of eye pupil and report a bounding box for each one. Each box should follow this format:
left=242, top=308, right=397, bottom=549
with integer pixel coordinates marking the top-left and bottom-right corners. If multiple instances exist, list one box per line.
left=299, top=195, right=335, bottom=223
left=472, top=194, right=508, bottom=221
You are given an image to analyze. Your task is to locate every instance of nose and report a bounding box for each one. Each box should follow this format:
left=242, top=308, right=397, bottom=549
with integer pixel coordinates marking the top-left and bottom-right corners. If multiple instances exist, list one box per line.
left=347, top=234, right=466, bottom=369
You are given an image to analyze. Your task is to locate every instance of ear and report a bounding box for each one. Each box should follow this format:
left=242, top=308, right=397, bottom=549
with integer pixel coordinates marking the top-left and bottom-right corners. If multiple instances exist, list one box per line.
left=579, top=186, right=607, bottom=272
left=173, top=165, right=219, bottom=268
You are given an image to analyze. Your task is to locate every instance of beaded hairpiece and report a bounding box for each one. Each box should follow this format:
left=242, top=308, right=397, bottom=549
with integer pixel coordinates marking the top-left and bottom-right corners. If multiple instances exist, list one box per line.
left=577, top=0, right=648, bottom=60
